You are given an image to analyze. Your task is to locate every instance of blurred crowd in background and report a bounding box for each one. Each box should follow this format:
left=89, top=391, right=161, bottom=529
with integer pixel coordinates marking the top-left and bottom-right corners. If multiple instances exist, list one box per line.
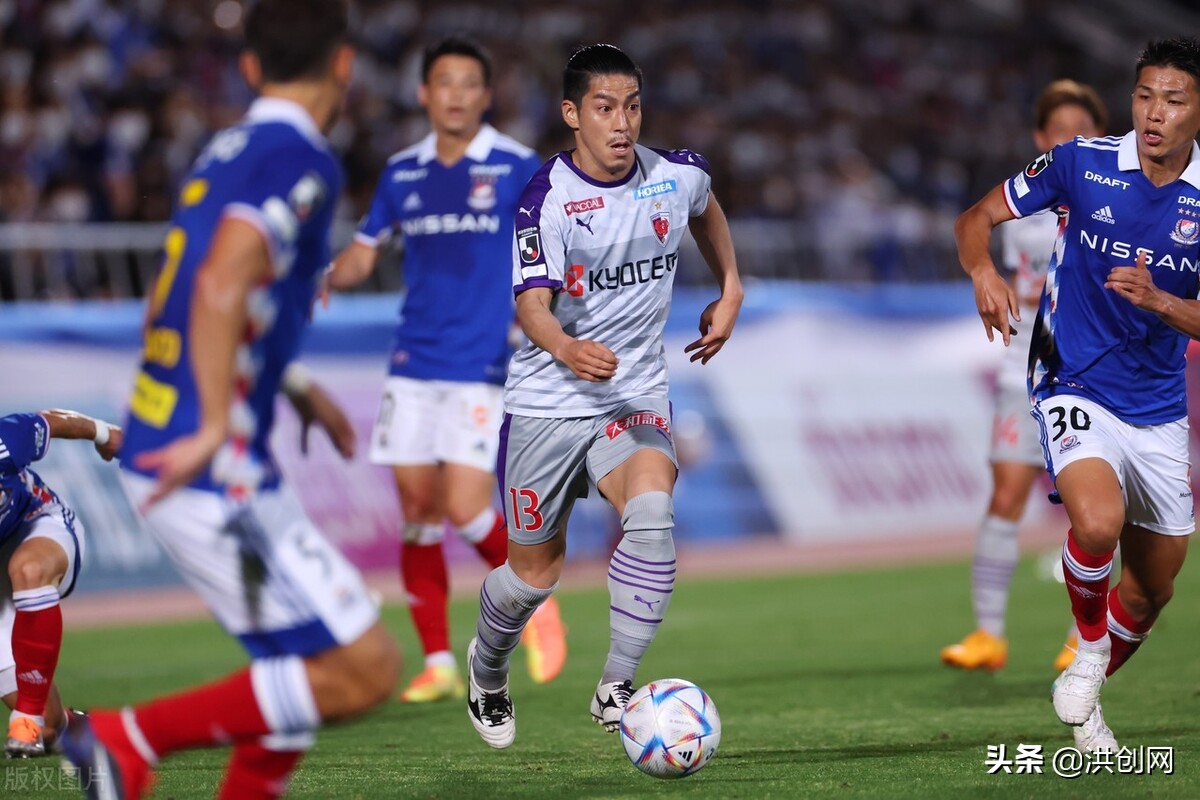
left=1, top=0, right=1198, bottom=294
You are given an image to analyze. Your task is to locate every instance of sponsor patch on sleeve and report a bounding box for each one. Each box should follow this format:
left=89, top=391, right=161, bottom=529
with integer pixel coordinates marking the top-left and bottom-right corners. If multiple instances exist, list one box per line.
left=1024, top=151, right=1053, bottom=178
left=521, top=264, right=548, bottom=279
left=518, top=229, right=543, bottom=265
left=1013, top=173, right=1030, bottom=198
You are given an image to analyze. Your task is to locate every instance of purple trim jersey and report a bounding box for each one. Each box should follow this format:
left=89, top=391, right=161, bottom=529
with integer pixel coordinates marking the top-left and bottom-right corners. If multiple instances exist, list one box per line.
left=1004, top=132, right=1200, bottom=424
left=120, top=98, right=343, bottom=496
left=506, top=145, right=712, bottom=417
left=356, top=124, right=540, bottom=385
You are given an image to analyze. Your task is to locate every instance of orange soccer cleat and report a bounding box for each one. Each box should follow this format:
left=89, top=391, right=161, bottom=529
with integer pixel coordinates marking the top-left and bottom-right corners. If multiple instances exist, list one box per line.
left=399, top=664, right=466, bottom=703
left=1053, top=632, right=1079, bottom=672
left=5, top=715, right=44, bottom=758
left=523, top=596, right=567, bottom=684
left=940, top=629, right=1008, bottom=671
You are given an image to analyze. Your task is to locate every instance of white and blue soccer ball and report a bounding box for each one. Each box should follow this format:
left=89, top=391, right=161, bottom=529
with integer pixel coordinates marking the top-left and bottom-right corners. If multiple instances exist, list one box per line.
left=619, top=679, right=721, bottom=779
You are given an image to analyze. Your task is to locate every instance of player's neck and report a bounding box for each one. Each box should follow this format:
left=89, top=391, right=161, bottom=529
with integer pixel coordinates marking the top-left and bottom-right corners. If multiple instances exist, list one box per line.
left=1140, top=146, right=1194, bottom=188
left=433, top=126, right=480, bottom=166
left=259, top=82, right=338, bottom=134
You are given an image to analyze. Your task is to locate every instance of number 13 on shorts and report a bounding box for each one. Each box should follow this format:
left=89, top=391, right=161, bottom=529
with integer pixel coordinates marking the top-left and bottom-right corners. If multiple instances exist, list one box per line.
left=508, top=487, right=544, bottom=532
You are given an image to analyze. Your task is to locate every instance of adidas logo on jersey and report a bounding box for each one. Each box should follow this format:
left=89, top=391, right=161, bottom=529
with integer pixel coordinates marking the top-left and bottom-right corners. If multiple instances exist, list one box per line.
left=1091, top=206, right=1116, bottom=224
left=403, top=192, right=422, bottom=211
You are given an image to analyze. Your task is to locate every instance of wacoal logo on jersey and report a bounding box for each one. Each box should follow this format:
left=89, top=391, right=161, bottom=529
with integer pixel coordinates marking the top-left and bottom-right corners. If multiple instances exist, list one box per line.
left=568, top=252, right=679, bottom=296
left=1080, top=231, right=1198, bottom=271
left=564, top=196, right=604, bottom=215
left=1085, top=170, right=1130, bottom=190
left=635, top=180, right=677, bottom=200
left=392, top=168, right=428, bottom=182
left=400, top=213, right=500, bottom=236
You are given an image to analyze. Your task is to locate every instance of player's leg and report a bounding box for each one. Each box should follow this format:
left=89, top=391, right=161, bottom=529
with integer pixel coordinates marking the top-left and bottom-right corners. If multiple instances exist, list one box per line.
left=62, top=476, right=400, bottom=799
left=370, top=376, right=458, bottom=702
left=1106, top=527, right=1187, bottom=676
left=4, top=505, right=82, bottom=758
left=467, top=414, right=587, bottom=748
left=218, top=732, right=312, bottom=800
left=589, top=401, right=679, bottom=731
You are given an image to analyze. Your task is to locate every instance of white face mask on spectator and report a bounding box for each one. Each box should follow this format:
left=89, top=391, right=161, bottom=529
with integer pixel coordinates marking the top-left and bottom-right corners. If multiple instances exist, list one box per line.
left=48, top=188, right=90, bottom=222
left=110, top=110, right=150, bottom=153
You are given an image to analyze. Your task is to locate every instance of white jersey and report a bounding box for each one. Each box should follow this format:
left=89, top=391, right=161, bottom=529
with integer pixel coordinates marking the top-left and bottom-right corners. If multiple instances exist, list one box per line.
left=505, top=144, right=712, bottom=417
left=998, top=209, right=1060, bottom=390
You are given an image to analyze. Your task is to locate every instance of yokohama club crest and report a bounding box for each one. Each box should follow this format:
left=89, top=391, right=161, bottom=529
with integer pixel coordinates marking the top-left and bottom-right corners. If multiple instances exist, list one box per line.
left=650, top=202, right=670, bottom=246
left=1171, top=216, right=1200, bottom=246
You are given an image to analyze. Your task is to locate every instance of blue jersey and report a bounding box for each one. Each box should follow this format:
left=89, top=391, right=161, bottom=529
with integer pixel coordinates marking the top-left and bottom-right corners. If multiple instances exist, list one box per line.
left=121, top=98, right=343, bottom=495
left=1005, top=132, right=1200, bottom=424
left=0, top=413, right=57, bottom=544
left=356, top=124, right=539, bottom=385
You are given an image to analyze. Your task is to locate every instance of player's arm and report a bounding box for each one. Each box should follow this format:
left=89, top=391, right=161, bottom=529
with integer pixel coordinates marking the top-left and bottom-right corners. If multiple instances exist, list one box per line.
left=134, top=216, right=271, bottom=504
left=281, top=362, right=356, bottom=460
left=1107, top=251, right=1200, bottom=339
left=685, top=191, right=743, bottom=365
left=327, top=239, right=379, bottom=291
left=955, top=184, right=1020, bottom=345
left=516, top=288, right=617, bottom=382
left=37, top=409, right=123, bottom=461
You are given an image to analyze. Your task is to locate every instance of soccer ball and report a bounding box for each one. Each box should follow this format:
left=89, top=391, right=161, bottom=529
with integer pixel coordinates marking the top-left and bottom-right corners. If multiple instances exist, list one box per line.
left=618, top=679, right=721, bottom=779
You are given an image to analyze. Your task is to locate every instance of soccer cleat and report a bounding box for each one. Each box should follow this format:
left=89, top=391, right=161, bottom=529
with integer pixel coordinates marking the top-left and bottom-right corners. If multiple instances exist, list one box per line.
left=59, top=710, right=154, bottom=799
left=1052, top=648, right=1109, bottom=725
left=1074, top=702, right=1119, bottom=755
left=1053, top=632, right=1079, bottom=672
left=398, top=664, right=466, bottom=703
left=466, top=638, right=516, bottom=749
left=940, top=629, right=1008, bottom=671
left=5, top=715, right=45, bottom=759
left=523, top=596, right=567, bottom=684
left=590, top=679, right=633, bottom=733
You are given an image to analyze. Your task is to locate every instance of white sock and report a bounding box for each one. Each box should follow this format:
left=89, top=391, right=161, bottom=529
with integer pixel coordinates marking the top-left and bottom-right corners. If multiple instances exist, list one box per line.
left=971, top=515, right=1019, bottom=637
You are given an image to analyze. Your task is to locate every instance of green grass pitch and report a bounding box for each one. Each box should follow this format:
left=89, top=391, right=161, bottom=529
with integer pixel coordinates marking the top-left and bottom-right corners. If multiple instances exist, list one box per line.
left=12, top=555, right=1200, bottom=798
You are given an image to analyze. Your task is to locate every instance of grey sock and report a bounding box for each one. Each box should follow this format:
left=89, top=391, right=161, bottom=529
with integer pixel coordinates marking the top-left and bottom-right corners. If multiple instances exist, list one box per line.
left=602, top=491, right=675, bottom=684
left=472, top=562, right=555, bottom=690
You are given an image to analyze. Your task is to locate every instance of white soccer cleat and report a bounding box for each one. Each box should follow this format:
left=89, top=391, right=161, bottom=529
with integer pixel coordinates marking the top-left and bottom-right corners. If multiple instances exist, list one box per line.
left=466, top=638, right=516, bottom=749
left=590, top=679, right=633, bottom=733
left=1052, top=648, right=1109, bottom=725
left=1074, top=703, right=1119, bottom=755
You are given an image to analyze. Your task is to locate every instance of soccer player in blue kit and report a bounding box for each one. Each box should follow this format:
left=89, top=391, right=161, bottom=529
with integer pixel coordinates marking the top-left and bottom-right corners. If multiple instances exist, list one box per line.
left=61, top=2, right=401, bottom=797
left=328, top=37, right=566, bottom=701
left=958, top=37, right=1200, bottom=754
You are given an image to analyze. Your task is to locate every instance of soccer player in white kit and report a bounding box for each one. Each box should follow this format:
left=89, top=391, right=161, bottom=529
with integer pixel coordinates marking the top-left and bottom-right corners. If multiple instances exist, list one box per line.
left=942, top=80, right=1106, bottom=673
left=464, top=44, right=743, bottom=749
left=959, top=37, right=1200, bottom=755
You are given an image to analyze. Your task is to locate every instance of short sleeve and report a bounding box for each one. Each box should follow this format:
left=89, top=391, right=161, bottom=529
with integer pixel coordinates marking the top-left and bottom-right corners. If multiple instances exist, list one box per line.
left=0, top=413, right=50, bottom=474
left=1004, top=142, right=1072, bottom=220
left=512, top=160, right=566, bottom=295
left=355, top=174, right=396, bottom=247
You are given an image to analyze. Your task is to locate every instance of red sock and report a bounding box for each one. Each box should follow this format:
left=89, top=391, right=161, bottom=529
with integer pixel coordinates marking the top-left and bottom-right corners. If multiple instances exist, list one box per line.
left=401, top=541, right=450, bottom=656
left=1061, top=530, right=1114, bottom=643
left=218, top=740, right=306, bottom=800
left=131, top=668, right=271, bottom=757
left=1106, top=585, right=1153, bottom=677
left=11, top=588, right=63, bottom=717
left=472, top=511, right=509, bottom=569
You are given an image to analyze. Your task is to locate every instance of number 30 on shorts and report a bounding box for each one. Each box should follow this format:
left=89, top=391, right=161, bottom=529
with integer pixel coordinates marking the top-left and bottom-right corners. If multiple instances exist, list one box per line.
left=508, top=487, right=544, bottom=532
left=1046, top=404, right=1091, bottom=442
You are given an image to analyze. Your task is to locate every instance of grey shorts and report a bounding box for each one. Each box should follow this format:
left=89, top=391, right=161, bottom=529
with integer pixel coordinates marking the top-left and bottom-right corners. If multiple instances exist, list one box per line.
left=989, top=383, right=1044, bottom=466
left=498, top=398, right=677, bottom=545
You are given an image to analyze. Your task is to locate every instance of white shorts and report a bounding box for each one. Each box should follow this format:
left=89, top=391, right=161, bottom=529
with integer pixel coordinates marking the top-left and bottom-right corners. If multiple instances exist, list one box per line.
left=0, top=502, right=86, bottom=696
left=368, top=376, right=503, bottom=472
left=1032, top=395, right=1194, bottom=536
left=119, top=472, right=378, bottom=658
left=990, top=383, right=1043, bottom=466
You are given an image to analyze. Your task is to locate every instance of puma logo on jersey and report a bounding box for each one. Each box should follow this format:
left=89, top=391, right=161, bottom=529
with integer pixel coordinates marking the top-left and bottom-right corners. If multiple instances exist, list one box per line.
left=575, top=214, right=595, bottom=235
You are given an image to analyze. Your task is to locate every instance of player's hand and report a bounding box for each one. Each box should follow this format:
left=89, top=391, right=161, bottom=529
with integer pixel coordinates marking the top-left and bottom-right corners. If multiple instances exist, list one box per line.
left=94, top=425, right=123, bottom=462
left=972, top=267, right=1020, bottom=346
left=291, top=382, right=357, bottom=460
left=133, top=427, right=224, bottom=509
left=1106, top=252, right=1165, bottom=313
left=557, top=339, right=618, bottom=382
left=685, top=293, right=741, bottom=365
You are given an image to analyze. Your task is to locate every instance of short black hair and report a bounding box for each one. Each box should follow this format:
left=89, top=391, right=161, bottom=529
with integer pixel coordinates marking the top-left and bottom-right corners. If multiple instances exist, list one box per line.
left=1136, top=36, right=1200, bottom=90
left=563, top=44, right=642, bottom=106
left=245, top=0, right=348, bottom=84
left=422, top=36, right=492, bottom=86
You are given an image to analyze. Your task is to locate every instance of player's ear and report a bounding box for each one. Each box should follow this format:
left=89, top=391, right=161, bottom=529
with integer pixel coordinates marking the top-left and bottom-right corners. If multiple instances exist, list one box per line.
left=240, top=50, right=263, bottom=92
left=562, top=99, right=579, bottom=131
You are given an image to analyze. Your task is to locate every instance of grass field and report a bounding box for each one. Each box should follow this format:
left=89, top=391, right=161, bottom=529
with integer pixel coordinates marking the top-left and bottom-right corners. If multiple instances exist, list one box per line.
left=12, top=553, right=1200, bottom=799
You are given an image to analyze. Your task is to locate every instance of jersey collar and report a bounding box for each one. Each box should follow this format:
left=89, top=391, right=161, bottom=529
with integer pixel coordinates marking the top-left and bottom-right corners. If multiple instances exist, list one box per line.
left=1118, top=129, right=1200, bottom=189
left=244, top=97, right=326, bottom=148
left=415, top=124, right=498, bottom=165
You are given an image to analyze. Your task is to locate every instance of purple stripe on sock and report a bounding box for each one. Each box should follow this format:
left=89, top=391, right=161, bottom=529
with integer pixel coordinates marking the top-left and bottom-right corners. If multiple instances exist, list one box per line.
left=611, top=553, right=677, bottom=576
left=480, top=604, right=521, bottom=635
left=613, top=547, right=676, bottom=567
left=608, top=572, right=676, bottom=595
left=481, top=586, right=521, bottom=626
left=610, top=605, right=663, bottom=624
left=608, top=564, right=675, bottom=589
